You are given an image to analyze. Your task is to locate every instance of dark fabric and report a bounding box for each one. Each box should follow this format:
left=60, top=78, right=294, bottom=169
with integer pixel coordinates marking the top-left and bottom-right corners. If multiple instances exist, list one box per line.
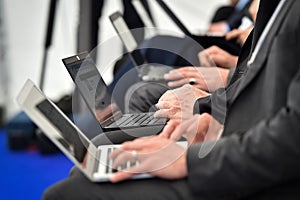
left=90, top=0, right=104, bottom=52
left=43, top=167, right=196, bottom=200
left=192, top=35, right=241, bottom=56
left=194, top=88, right=227, bottom=125
left=122, top=0, right=148, bottom=44
left=195, top=0, right=282, bottom=114
left=193, top=96, right=211, bottom=115
left=251, top=0, right=281, bottom=51
left=211, top=6, right=235, bottom=23
left=188, top=1, right=300, bottom=198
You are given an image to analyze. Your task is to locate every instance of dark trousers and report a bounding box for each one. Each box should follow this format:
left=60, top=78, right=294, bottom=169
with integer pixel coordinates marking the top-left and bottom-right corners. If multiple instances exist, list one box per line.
left=42, top=167, right=196, bottom=200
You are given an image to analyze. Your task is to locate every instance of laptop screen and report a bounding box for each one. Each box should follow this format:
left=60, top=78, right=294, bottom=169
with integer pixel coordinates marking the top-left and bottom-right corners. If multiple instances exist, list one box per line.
left=63, top=54, right=123, bottom=128
left=109, top=11, right=146, bottom=67
left=36, top=99, right=87, bottom=162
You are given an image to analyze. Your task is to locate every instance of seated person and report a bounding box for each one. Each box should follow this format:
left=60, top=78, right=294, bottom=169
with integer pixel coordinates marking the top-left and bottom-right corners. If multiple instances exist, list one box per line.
left=109, top=0, right=259, bottom=110
left=122, top=0, right=259, bottom=113
left=208, top=0, right=254, bottom=34
left=210, top=0, right=240, bottom=23
left=43, top=0, right=300, bottom=199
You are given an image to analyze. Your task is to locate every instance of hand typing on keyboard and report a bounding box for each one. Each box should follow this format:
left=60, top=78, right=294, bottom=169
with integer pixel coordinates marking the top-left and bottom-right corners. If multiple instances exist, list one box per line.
left=155, top=84, right=209, bottom=120
left=109, top=136, right=188, bottom=183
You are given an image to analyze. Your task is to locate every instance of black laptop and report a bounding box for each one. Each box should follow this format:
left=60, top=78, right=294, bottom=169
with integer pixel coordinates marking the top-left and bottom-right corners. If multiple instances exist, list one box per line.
left=62, top=52, right=167, bottom=132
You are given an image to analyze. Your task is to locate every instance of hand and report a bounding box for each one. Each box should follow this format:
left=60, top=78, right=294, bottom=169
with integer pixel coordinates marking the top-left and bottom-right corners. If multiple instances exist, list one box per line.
left=160, top=113, right=220, bottom=145
left=249, top=0, right=259, bottom=22
left=109, top=136, right=187, bottom=183
left=207, top=21, right=229, bottom=34
left=164, top=66, right=229, bottom=91
left=225, top=26, right=253, bottom=46
left=94, top=103, right=119, bottom=123
left=154, top=84, right=209, bottom=119
left=198, top=46, right=238, bottom=69
left=230, top=0, right=239, bottom=6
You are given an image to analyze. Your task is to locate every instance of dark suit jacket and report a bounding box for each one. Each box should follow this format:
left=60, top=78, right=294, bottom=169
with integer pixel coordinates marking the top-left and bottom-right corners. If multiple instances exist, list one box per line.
left=188, top=1, right=300, bottom=198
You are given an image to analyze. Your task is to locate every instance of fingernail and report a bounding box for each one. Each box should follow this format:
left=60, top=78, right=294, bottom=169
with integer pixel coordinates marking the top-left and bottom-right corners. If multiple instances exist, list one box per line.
left=168, top=82, right=174, bottom=87
left=164, top=73, right=170, bottom=79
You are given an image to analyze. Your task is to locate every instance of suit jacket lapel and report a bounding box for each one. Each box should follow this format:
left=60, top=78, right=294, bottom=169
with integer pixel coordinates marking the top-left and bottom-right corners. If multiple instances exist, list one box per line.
left=229, top=0, right=294, bottom=102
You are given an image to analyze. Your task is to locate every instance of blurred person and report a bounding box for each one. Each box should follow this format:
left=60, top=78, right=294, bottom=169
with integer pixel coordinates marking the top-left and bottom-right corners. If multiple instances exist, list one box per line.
left=208, top=0, right=254, bottom=34
left=126, top=0, right=259, bottom=114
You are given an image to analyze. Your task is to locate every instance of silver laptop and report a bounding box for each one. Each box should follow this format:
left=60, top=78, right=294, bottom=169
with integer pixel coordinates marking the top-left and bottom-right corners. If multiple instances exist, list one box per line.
left=109, top=11, right=173, bottom=81
left=16, top=79, right=154, bottom=182
left=62, top=52, right=167, bottom=132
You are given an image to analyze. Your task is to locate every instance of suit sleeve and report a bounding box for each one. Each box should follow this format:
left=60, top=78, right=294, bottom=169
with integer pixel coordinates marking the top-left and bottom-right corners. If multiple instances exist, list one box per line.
left=193, top=87, right=227, bottom=125
left=187, top=66, right=300, bottom=199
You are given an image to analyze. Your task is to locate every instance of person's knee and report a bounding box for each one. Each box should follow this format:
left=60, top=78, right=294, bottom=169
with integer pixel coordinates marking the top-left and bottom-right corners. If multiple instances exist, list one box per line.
left=42, top=184, right=59, bottom=200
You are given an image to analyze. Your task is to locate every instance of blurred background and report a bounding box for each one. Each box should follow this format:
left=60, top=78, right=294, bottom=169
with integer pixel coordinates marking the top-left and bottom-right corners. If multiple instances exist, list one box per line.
left=0, top=0, right=229, bottom=199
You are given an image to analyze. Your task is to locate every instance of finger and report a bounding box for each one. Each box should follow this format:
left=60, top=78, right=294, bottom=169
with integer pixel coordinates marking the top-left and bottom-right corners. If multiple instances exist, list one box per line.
left=156, top=100, right=180, bottom=111
left=175, top=67, right=198, bottom=73
left=167, top=79, right=188, bottom=88
left=237, top=35, right=245, bottom=46
left=198, top=51, right=215, bottom=67
left=121, top=136, right=159, bottom=150
left=204, top=45, right=220, bottom=55
left=174, top=71, right=202, bottom=79
left=185, top=118, right=203, bottom=144
left=155, top=101, right=171, bottom=110
left=159, top=120, right=181, bottom=139
left=110, top=138, right=149, bottom=159
left=169, top=122, right=188, bottom=141
left=208, top=54, right=227, bottom=68
left=110, top=171, right=135, bottom=183
left=171, top=67, right=200, bottom=77
left=158, top=90, right=173, bottom=102
left=109, top=147, right=124, bottom=159
left=170, top=116, right=199, bottom=142
left=110, top=161, right=149, bottom=183
left=156, top=107, right=180, bottom=119
left=153, top=109, right=169, bottom=118
left=225, top=29, right=240, bottom=40
left=164, top=70, right=184, bottom=81
left=112, top=151, right=137, bottom=169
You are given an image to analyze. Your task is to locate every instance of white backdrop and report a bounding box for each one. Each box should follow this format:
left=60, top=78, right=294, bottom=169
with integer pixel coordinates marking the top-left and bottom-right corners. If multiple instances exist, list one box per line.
left=2, top=0, right=228, bottom=120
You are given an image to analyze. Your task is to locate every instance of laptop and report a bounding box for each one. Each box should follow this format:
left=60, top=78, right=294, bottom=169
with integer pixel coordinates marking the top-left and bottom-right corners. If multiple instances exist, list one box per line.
left=62, top=52, right=167, bottom=132
left=109, top=11, right=173, bottom=82
left=16, top=79, right=155, bottom=182
left=17, top=79, right=187, bottom=182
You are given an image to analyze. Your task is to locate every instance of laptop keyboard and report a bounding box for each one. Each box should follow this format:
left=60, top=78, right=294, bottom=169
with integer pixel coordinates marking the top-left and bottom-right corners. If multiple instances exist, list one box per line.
left=105, top=147, right=139, bottom=174
left=105, top=113, right=166, bottom=129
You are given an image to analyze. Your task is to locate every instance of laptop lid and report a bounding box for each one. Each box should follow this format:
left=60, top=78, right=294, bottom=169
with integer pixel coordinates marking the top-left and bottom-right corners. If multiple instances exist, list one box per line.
left=62, top=53, right=123, bottom=129
left=17, top=80, right=187, bottom=182
left=109, top=11, right=148, bottom=69
left=16, top=79, right=99, bottom=180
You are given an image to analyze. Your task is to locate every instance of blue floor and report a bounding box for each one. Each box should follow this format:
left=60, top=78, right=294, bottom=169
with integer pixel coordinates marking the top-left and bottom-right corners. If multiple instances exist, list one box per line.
left=0, top=130, right=73, bottom=200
